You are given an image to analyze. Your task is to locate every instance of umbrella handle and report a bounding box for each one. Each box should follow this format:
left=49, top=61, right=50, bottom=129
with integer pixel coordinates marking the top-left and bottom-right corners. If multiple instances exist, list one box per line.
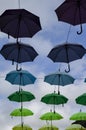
left=65, top=63, right=70, bottom=73
left=77, top=24, right=82, bottom=35
left=16, top=63, right=22, bottom=71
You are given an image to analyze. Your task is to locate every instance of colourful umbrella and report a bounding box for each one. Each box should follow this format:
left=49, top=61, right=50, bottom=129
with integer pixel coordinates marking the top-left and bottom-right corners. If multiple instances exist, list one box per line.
left=70, top=112, right=86, bottom=120
left=65, top=124, right=85, bottom=130
left=75, top=93, right=86, bottom=106
left=12, top=124, right=32, bottom=130
left=10, top=108, right=34, bottom=116
left=39, top=125, right=59, bottom=130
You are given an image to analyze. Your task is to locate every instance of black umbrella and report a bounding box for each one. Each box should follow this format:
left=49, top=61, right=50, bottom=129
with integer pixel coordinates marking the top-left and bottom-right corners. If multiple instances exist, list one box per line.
left=0, top=9, right=42, bottom=40
left=47, top=43, right=86, bottom=72
left=0, top=42, right=38, bottom=70
left=72, top=120, right=86, bottom=128
left=55, top=0, right=86, bottom=34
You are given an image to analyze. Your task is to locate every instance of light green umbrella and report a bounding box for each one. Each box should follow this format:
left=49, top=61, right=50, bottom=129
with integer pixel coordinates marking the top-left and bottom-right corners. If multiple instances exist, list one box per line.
left=70, top=112, right=86, bottom=120
left=12, top=124, right=32, bottom=130
left=10, top=108, right=34, bottom=116
left=39, top=125, right=59, bottom=130
left=66, top=124, right=85, bottom=130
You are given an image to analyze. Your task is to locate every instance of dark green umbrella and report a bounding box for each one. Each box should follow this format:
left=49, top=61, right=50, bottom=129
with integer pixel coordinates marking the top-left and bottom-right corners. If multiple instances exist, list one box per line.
left=70, top=112, right=86, bottom=120
left=8, top=89, right=35, bottom=102
left=75, top=93, right=86, bottom=106
left=10, top=108, right=34, bottom=117
left=41, top=91, right=68, bottom=112
left=44, top=71, right=75, bottom=92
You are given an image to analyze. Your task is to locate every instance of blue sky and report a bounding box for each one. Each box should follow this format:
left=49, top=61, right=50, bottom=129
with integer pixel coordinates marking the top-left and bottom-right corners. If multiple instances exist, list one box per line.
left=0, top=0, right=86, bottom=130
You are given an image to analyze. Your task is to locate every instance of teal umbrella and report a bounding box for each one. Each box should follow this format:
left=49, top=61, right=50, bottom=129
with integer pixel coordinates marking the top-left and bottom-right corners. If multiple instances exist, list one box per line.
left=41, top=91, right=68, bottom=112
left=5, top=69, right=36, bottom=86
left=44, top=71, right=75, bottom=92
left=70, top=112, right=86, bottom=120
left=75, top=93, right=86, bottom=106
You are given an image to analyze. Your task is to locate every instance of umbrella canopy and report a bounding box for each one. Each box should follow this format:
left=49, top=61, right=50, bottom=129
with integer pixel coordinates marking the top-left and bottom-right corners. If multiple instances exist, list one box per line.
left=55, top=0, right=86, bottom=34
left=5, top=69, right=36, bottom=86
left=39, top=125, right=59, bottom=130
left=41, top=91, right=68, bottom=112
left=72, top=120, right=86, bottom=128
left=40, top=111, right=63, bottom=120
left=66, top=124, right=85, bottom=130
left=75, top=93, right=86, bottom=106
left=10, top=108, right=34, bottom=116
left=0, top=42, right=38, bottom=70
left=47, top=43, right=86, bottom=72
left=0, top=9, right=41, bottom=39
left=8, top=89, right=35, bottom=102
left=70, top=112, right=86, bottom=120
left=12, top=124, right=32, bottom=130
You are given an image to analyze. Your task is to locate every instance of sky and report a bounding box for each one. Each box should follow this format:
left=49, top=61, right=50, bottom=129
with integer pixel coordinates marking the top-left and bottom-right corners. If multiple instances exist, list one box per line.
left=0, top=0, right=86, bottom=130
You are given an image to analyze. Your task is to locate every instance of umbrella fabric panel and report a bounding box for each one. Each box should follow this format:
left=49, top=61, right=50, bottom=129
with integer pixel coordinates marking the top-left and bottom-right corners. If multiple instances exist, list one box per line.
left=10, top=108, right=34, bottom=116
left=8, top=90, right=35, bottom=102
left=5, top=70, right=36, bottom=86
left=55, top=0, right=86, bottom=25
left=40, top=111, right=63, bottom=120
left=41, top=92, right=68, bottom=105
left=48, top=43, right=86, bottom=63
left=0, top=9, right=41, bottom=38
left=0, top=43, right=38, bottom=63
left=12, top=124, right=32, bottom=130
left=70, top=112, right=86, bottom=120
left=44, top=72, right=75, bottom=86
left=75, top=93, right=86, bottom=105
left=39, top=125, right=59, bottom=130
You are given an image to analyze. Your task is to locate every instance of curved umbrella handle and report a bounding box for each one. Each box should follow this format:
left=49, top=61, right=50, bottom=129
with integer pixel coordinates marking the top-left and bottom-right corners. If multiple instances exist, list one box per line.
left=77, top=24, right=82, bottom=35
left=16, top=63, right=22, bottom=71
left=65, top=63, right=70, bottom=73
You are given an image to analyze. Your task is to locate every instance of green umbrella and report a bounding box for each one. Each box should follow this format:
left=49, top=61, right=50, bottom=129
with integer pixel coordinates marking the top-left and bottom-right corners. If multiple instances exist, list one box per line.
left=44, top=71, right=75, bottom=92
left=12, top=124, right=32, bottom=130
left=8, top=89, right=35, bottom=102
left=65, top=124, right=85, bottom=130
left=39, top=125, right=59, bottom=130
left=75, top=93, right=86, bottom=106
left=10, top=108, right=34, bottom=116
left=41, top=91, right=68, bottom=112
left=40, top=111, right=63, bottom=120
left=70, top=112, right=86, bottom=120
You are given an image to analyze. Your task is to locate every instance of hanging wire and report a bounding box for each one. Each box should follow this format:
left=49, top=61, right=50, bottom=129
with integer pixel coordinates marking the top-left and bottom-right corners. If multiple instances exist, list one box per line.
left=18, top=0, right=20, bottom=9
left=66, top=25, right=71, bottom=43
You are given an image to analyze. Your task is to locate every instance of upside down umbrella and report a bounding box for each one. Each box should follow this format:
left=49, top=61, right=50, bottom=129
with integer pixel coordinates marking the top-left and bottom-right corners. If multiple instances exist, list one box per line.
left=41, top=91, right=68, bottom=112
left=55, top=0, right=86, bottom=34
left=12, top=124, right=32, bottom=130
left=47, top=43, right=86, bottom=72
left=5, top=69, right=36, bottom=86
left=39, top=125, right=59, bottom=130
left=75, top=93, right=86, bottom=105
left=0, top=42, right=38, bottom=70
left=0, top=9, right=42, bottom=40
left=44, top=71, right=75, bottom=92
left=72, top=120, right=86, bottom=128
left=70, top=112, right=86, bottom=120
left=66, top=124, right=85, bottom=130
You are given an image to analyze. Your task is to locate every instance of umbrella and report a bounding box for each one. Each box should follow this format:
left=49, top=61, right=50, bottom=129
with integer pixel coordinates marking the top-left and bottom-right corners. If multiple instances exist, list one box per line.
left=39, top=125, right=59, bottom=130
left=5, top=69, right=36, bottom=86
left=55, top=0, right=86, bottom=34
left=70, top=112, right=86, bottom=120
left=47, top=43, right=86, bottom=72
left=44, top=71, right=75, bottom=92
left=75, top=93, right=86, bottom=105
left=41, top=91, right=68, bottom=112
left=72, top=120, right=86, bottom=128
left=0, top=42, right=38, bottom=70
left=0, top=9, right=42, bottom=39
left=12, top=124, right=32, bottom=130
left=10, top=108, right=34, bottom=116
left=40, top=111, right=63, bottom=120
left=66, top=124, right=85, bottom=130
left=8, top=89, right=35, bottom=102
